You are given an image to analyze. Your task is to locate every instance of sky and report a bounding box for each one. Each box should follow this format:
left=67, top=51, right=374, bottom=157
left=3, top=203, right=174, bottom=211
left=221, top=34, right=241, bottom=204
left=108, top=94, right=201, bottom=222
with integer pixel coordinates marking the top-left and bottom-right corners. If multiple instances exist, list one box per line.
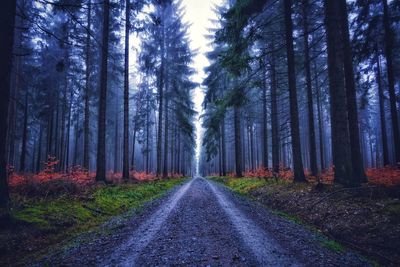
left=181, top=0, right=224, bottom=175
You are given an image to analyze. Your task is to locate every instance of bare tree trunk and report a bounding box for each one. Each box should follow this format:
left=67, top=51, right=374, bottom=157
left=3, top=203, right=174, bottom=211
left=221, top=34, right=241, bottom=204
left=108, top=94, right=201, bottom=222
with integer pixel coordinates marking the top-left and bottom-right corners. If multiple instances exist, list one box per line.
left=131, top=125, right=137, bottom=171
left=324, top=0, right=355, bottom=186
left=73, top=118, right=80, bottom=167
left=36, top=125, right=43, bottom=173
left=96, top=0, right=110, bottom=182
left=284, top=0, right=306, bottom=182
left=65, top=88, right=73, bottom=171
left=314, top=62, right=325, bottom=171
left=146, top=107, right=150, bottom=173
left=382, top=0, right=400, bottom=166
left=376, top=50, right=389, bottom=166
left=122, top=0, right=130, bottom=180
left=270, top=43, right=280, bottom=175
left=302, top=0, right=318, bottom=177
left=156, top=24, right=165, bottom=177
left=221, top=119, right=227, bottom=176
left=163, top=98, right=169, bottom=178
left=0, top=0, right=16, bottom=209
left=20, top=91, right=28, bottom=172
left=83, top=0, right=92, bottom=172
left=339, top=0, right=366, bottom=182
left=262, top=60, right=269, bottom=169
left=234, top=106, right=243, bottom=177
left=114, top=104, right=119, bottom=173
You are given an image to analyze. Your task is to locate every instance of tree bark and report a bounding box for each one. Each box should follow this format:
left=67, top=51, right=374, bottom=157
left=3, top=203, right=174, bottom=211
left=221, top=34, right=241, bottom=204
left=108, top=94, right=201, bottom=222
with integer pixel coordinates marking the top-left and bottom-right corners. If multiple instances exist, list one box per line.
left=234, top=106, right=243, bottom=177
left=156, top=23, right=165, bottom=177
left=324, top=0, right=355, bottom=186
left=262, top=60, right=269, bottom=170
left=339, top=0, right=366, bottom=182
left=122, top=0, right=130, bottom=180
left=221, top=118, right=227, bottom=176
left=382, top=0, right=400, bottom=166
left=96, top=0, right=110, bottom=182
left=376, top=50, right=389, bottom=166
left=270, top=42, right=280, bottom=175
left=20, top=91, right=29, bottom=172
left=163, top=98, right=169, bottom=178
left=83, top=0, right=92, bottom=172
left=302, top=0, right=318, bottom=177
left=283, top=0, right=306, bottom=182
left=0, top=0, right=16, bottom=209
left=314, top=61, right=325, bottom=171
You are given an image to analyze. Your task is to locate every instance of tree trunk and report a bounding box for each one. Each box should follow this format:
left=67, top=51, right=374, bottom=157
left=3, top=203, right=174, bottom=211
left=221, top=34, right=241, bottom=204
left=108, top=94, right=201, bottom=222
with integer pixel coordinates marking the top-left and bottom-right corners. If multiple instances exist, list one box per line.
left=114, top=103, right=119, bottom=173
left=270, top=43, right=280, bottom=175
left=283, top=0, right=306, bottom=182
left=324, top=0, right=355, bottom=186
left=65, top=88, right=73, bottom=171
left=302, top=0, right=318, bottom=177
left=221, top=118, right=227, bottom=176
left=234, top=106, right=243, bottom=177
left=131, top=125, right=137, bottom=171
left=382, top=0, right=400, bottom=166
left=163, top=98, right=169, bottom=178
left=376, top=50, right=389, bottom=166
left=0, top=0, right=17, bottom=209
left=122, top=0, right=130, bottom=180
left=83, top=0, right=92, bottom=172
left=156, top=24, right=165, bottom=177
left=36, top=125, right=43, bottom=173
left=96, top=0, right=110, bottom=182
left=262, top=60, right=269, bottom=170
left=314, top=62, right=325, bottom=171
left=20, top=91, right=28, bottom=172
left=339, top=0, right=366, bottom=183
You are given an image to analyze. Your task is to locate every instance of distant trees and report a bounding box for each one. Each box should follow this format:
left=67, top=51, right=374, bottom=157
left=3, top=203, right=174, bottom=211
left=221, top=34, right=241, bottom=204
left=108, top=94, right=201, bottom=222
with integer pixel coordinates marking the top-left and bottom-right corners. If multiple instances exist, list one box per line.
left=201, top=0, right=399, bottom=186
left=1, top=0, right=196, bottom=187
left=140, top=0, right=196, bottom=178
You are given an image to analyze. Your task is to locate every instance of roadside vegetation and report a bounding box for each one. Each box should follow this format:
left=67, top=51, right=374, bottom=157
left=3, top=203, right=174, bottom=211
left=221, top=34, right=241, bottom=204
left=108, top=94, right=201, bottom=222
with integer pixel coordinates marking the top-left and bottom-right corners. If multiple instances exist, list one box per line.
left=0, top=174, right=186, bottom=266
left=209, top=172, right=400, bottom=266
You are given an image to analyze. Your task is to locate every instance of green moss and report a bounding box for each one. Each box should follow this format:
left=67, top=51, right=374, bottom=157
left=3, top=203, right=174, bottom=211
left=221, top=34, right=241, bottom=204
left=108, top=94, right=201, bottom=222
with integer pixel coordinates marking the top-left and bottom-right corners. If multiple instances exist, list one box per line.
left=384, top=202, right=400, bottom=214
left=209, top=176, right=267, bottom=195
left=320, top=239, right=345, bottom=253
left=11, top=178, right=186, bottom=233
left=271, top=210, right=304, bottom=225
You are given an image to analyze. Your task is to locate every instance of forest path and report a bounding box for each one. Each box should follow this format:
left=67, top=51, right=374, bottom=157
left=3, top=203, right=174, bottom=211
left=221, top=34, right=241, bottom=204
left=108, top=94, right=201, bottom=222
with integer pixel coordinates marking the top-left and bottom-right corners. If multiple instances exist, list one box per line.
left=38, top=177, right=368, bottom=266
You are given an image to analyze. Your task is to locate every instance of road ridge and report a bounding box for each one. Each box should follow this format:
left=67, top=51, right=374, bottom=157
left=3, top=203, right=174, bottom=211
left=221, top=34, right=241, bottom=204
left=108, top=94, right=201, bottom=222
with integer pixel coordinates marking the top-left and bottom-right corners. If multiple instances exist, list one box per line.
left=105, top=178, right=195, bottom=266
left=205, top=177, right=302, bottom=266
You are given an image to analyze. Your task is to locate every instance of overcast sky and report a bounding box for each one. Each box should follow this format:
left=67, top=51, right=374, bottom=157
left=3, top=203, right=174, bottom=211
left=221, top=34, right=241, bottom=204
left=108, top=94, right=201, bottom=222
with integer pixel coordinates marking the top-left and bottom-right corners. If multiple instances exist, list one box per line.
left=181, top=0, right=224, bottom=174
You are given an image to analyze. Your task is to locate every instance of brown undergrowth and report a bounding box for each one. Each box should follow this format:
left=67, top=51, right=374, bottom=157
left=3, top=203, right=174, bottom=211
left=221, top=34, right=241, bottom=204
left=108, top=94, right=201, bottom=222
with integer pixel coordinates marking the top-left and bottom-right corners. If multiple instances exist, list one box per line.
left=210, top=176, right=400, bottom=266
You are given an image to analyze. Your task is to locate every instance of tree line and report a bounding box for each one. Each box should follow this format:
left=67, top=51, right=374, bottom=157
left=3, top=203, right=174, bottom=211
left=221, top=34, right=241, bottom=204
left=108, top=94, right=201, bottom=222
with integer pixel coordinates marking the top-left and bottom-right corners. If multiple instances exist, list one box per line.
left=0, top=0, right=196, bottom=210
left=201, top=0, right=400, bottom=187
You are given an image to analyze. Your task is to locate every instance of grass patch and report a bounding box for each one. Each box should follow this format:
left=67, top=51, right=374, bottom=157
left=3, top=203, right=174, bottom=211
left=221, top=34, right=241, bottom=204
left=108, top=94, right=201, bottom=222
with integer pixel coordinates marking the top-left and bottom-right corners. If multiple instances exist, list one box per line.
left=209, top=176, right=347, bottom=254
left=208, top=176, right=268, bottom=195
left=12, top=178, right=186, bottom=232
left=320, top=238, right=345, bottom=253
left=271, top=210, right=304, bottom=225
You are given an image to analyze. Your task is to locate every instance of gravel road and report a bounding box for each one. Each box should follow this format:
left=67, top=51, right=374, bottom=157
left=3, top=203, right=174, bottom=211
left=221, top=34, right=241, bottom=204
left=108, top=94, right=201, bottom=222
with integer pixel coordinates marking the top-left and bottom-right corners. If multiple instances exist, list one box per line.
left=37, top=177, right=369, bottom=266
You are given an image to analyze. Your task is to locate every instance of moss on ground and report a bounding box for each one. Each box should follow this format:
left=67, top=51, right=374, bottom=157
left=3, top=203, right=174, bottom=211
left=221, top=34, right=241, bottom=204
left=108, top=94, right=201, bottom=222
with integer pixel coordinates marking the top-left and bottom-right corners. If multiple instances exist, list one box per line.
left=208, top=176, right=268, bottom=195
left=12, top=178, right=187, bottom=233
left=208, top=176, right=350, bottom=253
left=320, top=239, right=345, bottom=253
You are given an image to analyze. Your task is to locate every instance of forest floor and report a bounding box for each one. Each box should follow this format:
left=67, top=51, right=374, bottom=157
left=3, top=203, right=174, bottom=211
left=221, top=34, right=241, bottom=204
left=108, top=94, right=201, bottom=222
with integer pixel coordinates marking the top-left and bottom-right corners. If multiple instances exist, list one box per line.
left=210, top=176, right=400, bottom=266
left=25, top=177, right=367, bottom=266
left=0, top=177, right=187, bottom=266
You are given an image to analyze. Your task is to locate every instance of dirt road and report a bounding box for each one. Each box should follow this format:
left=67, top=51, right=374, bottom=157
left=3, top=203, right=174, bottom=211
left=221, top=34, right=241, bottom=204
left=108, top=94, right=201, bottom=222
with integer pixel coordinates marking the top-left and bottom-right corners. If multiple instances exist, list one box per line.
left=37, top=177, right=369, bottom=266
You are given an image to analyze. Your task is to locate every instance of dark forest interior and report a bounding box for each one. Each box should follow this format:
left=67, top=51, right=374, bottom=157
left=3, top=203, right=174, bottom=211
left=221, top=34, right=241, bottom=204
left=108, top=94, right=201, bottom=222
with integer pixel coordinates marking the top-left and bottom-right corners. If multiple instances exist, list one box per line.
left=0, top=0, right=399, bottom=266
